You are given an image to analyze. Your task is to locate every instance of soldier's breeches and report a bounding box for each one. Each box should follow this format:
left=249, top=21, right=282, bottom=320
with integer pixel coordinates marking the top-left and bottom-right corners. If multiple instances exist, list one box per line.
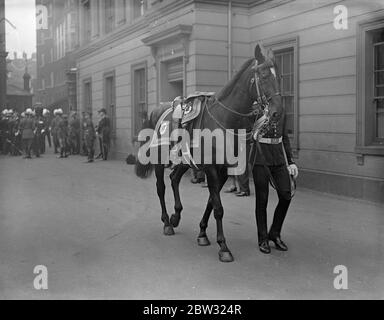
left=253, top=164, right=292, bottom=242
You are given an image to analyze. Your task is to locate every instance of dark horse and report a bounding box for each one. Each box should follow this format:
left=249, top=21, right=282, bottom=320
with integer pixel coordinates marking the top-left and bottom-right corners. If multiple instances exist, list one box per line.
left=135, top=44, right=282, bottom=262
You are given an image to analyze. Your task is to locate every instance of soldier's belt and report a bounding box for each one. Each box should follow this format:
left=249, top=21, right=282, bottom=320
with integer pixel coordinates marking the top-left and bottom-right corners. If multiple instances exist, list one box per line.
left=258, top=137, right=282, bottom=144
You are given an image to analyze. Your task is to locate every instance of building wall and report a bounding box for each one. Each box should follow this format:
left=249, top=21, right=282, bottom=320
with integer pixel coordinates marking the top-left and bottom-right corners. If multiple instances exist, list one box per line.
left=75, top=0, right=384, bottom=202
left=250, top=0, right=384, bottom=202
left=76, top=0, right=196, bottom=158
left=36, top=0, right=78, bottom=112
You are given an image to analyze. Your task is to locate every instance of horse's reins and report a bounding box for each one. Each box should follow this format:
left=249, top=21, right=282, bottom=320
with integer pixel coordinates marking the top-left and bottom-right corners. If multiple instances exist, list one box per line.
left=205, top=58, right=280, bottom=141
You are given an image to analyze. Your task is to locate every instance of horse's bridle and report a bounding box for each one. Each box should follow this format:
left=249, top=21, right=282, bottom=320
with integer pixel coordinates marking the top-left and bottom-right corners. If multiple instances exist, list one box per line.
left=206, top=58, right=281, bottom=141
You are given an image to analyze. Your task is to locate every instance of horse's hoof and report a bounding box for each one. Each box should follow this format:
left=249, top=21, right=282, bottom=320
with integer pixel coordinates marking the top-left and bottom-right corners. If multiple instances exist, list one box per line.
left=219, top=251, right=234, bottom=263
left=197, top=237, right=211, bottom=246
left=170, top=214, right=180, bottom=228
left=163, top=225, right=175, bottom=236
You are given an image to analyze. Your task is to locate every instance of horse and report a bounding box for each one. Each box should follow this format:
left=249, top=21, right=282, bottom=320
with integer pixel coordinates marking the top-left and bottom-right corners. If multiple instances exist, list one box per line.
left=135, top=44, right=282, bottom=262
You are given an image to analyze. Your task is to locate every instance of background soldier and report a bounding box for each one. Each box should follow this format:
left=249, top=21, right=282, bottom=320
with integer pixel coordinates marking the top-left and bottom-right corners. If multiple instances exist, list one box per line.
left=96, top=108, right=110, bottom=160
left=83, top=112, right=95, bottom=163
left=68, top=111, right=80, bottom=155
left=33, top=106, right=45, bottom=157
left=9, top=111, right=22, bottom=156
left=43, top=108, right=52, bottom=151
left=56, top=110, right=68, bottom=158
left=51, top=109, right=60, bottom=154
left=19, top=108, right=35, bottom=159
left=0, top=109, right=10, bottom=155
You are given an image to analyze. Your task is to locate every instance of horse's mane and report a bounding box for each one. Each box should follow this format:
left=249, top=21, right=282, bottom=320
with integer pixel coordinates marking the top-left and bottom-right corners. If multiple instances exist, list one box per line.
left=217, top=58, right=255, bottom=100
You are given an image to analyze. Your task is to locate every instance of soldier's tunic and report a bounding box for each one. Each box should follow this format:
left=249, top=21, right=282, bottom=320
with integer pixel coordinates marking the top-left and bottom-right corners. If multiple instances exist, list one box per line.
left=51, top=115, right=60, bottom=153
left=57, top=116, right=69, bottom=157
left=34, top=116, right=45, bottom=156
left=19, top=116, right=35, bottom=158
left=252, top=112, right=295, bottom=243
left=0, top=116, right=10, bottom=155
left=68, top=117, right=80, bottom=154
left=43, top=115, right=52, bottom=149
left=96, top=116, right=111, bottom=160
left=83, top=118, right=96, bottom=161
left=9, top=116, right=21, bottom=156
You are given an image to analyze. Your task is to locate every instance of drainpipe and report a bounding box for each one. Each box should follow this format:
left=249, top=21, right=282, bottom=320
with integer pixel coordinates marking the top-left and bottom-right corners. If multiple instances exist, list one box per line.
left=227, top=0, right=232, bottom=81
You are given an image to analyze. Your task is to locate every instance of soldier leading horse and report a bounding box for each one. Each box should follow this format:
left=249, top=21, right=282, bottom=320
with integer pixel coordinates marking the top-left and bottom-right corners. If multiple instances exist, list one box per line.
left=135, top=44, right=283, bottom=262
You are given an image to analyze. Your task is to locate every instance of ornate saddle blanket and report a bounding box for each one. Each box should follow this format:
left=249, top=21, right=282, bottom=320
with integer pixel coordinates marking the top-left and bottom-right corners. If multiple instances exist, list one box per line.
left=173, top=92, right=215, bottom=126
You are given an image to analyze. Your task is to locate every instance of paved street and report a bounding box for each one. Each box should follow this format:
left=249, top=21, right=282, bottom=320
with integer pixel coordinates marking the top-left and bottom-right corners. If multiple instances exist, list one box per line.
left=0, top=152, right=383, bottom=300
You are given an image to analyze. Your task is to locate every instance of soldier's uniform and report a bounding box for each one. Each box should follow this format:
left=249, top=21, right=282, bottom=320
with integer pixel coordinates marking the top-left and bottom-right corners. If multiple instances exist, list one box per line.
left=57, top=114, right=69, bottom=158
left=19, top=110, right=35, bottom=158
left=83, top=114, right=96, bottom=162
left=9, top=113, right=21, bottom=156
left=34, top=115, right=45, bottom=157
left=43, top=109, right=52, bottom=150
left=96, top=109, right=111, bottom=160
left=0, top=111, right=10, bottom=155
left=68, top=114, right=81, bottom=155
left=252, top=111, right=296, bottom=253
left=51, top=112, right=60, bottom=154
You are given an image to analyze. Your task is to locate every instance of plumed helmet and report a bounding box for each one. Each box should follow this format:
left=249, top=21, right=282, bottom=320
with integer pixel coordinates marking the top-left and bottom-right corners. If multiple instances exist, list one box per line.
left=21, top=112, right=25, bottom=117
left=2, top=109, right=8, bottom=115
left=43, top=108, right=49, bottom=116
left=25, top=108, right=33, bottom=115
left=57, top=108, right=63, bottom=114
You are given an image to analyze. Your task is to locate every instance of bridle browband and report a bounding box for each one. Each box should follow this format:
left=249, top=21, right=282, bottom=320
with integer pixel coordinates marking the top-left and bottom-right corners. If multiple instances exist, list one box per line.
left=205, top=58, right=281, bottom=140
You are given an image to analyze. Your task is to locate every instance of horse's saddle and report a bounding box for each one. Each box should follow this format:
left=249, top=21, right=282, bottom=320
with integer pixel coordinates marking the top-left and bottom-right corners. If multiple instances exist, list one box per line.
left=172, top=92, right=215, bottom=126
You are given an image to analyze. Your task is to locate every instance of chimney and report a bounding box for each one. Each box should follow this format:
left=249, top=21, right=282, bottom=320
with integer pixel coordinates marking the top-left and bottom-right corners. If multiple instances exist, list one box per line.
left=23, top=67, right=31, bottom=92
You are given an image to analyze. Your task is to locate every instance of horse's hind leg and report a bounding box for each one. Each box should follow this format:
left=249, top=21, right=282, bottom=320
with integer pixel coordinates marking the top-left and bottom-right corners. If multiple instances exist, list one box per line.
left=205, top=166, right=233, bottom=262
left=198, top=167, right=228, bottom=246
left=170, top=165, right=189, bottom=228
left=155, top=165, right=174, bottom=236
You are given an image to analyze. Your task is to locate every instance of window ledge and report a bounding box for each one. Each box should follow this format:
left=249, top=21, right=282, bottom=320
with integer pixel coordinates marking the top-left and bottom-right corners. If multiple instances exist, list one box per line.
left=355, top=145, right=384, bottom=156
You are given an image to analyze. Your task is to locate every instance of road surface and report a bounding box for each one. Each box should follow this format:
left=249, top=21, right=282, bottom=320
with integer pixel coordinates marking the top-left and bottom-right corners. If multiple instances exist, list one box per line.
left=0, top=153, right=383, bottom=299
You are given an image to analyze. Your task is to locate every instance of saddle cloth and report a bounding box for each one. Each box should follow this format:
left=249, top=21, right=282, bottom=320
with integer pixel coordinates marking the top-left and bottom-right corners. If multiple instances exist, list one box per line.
left=172, top=92, right=215, bottom=126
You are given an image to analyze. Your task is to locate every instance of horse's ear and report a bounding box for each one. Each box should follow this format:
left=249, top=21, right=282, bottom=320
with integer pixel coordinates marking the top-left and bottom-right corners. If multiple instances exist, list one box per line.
left=254, top=43, right=266, bottom=63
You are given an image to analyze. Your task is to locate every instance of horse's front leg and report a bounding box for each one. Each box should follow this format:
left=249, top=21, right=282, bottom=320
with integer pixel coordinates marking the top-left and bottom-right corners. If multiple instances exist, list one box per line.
left=198, top=168, right=228, bottom=246
left=169, top=165, right=189, bottom=228
left=155, top=165, right=174, bottom=236
left=205, top=166, right=233, bottom=262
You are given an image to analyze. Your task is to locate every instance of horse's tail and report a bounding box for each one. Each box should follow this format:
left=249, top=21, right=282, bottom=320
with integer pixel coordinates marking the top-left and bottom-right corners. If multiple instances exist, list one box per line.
left=135, top=116, right=154, bottom=179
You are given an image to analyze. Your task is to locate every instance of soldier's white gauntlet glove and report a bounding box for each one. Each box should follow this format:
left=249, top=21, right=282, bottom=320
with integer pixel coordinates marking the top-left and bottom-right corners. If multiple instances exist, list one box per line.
left=288, top=164, right=298, bottom=179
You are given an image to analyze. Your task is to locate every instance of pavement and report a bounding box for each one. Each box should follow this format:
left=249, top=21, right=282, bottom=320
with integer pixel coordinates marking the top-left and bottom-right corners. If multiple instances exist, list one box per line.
left=0, top=151, right=383, bottom=300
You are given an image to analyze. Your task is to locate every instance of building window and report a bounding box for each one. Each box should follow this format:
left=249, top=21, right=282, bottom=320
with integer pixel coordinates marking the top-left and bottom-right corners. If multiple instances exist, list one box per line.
left=275, top=48, right=294, bottom=137
left=105, top=0, right=115, bottom=34
left=83, top=79, right=92, bottom=114
left=264, top=37, right=299, bottom=154
left=133, top=0, right=147, bottom=19
left=82, top=0, right=91, bottom=43
left=356, top=19, right=384, bottom=155
left=132, top=62, right=147, bottom=139
left=104, top=72, right=116, bottom=138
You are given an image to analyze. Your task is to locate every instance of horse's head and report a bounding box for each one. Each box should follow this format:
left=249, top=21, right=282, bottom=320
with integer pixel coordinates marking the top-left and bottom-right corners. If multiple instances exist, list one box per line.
left=250, top=44, right=283, bottom=122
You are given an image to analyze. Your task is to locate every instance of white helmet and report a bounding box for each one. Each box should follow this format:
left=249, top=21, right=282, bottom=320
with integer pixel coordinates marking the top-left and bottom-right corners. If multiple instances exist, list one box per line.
left=2, top=109, right=8, bottom=115
left=57, top=108, right=63, bottom=114
left=21, top=112, right=25, bottom=117
left=25, top=108, right=33, bottom=115
left=43, top=108, right=49, bottom=116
